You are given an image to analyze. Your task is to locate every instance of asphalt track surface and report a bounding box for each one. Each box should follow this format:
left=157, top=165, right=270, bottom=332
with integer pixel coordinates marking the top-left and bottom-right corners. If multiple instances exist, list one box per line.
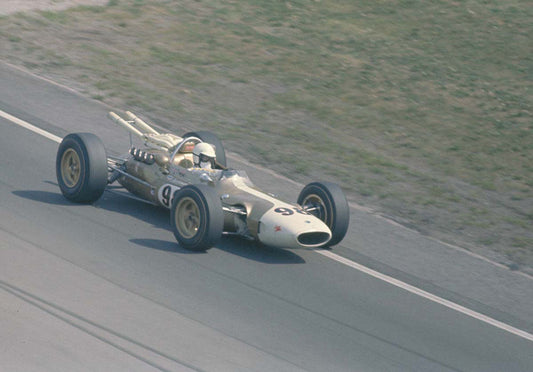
left=1, top=62, right=532, bottom=371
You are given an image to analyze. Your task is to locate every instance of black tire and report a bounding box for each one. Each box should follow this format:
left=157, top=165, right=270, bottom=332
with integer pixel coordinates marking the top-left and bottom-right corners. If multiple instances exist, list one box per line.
left=56, top=133, right=108, bottom=203
left=297, top=182, right=350, bottom=247
left=170, top=184, right=224, bottom=251
left=182, top=131, right=226, bottom=168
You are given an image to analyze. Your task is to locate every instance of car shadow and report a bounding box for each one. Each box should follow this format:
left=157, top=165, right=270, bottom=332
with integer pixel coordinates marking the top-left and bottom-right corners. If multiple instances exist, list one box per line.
left=12, top=188, right=168, bottom=229
left=129, top=236, right=305, bottom=264
left=216, top=235, right=306, bottom=264
left=129, top=238, right=204, bottom=254
left=14, top=185, right=306, bottom=264
left=12, top=190, right=73, bottom=206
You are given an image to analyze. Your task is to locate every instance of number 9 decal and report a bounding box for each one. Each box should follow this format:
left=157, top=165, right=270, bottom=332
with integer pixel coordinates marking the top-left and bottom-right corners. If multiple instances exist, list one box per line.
left=274, top=207, right=309, bottom=216
left=274, top=207, right=294, bottom=216
left=158, top=184, right=181, bottom=208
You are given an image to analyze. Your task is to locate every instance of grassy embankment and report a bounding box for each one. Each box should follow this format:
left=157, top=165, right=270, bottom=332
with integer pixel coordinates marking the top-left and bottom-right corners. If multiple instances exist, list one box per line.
left=1, top=0, right=531, bottom=270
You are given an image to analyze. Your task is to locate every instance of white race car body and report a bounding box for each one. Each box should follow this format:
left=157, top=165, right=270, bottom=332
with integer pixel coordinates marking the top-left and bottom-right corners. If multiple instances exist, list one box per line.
left=118, top=157, right=332, bottom=248
left=56, top=111, right=349, bottom=251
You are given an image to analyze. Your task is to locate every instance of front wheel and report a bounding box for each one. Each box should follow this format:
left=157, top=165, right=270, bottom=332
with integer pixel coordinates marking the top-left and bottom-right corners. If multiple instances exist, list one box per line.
left=56, top=133, right=108, bottom=203
left=170, top=185, right=224, bottom=251
left=297, top=182, right=350, bottom=247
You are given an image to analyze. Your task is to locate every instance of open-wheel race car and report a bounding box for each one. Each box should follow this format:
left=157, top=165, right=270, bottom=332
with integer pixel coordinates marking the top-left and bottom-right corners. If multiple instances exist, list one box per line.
left=56, top=111, right=350, bottom=251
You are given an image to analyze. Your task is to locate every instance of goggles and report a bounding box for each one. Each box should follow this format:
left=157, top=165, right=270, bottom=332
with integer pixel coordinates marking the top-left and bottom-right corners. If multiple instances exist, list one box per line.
left=198, top=153, right=215, bottom=163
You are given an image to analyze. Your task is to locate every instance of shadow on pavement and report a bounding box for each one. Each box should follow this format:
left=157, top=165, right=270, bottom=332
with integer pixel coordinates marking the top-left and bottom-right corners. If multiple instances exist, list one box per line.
left=12, top=190, right=72, bottom=206
left=14, top=186, right=306, bottom=264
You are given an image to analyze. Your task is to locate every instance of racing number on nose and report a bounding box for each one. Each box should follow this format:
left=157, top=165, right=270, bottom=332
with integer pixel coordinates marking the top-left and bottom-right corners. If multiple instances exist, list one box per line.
left=274, top=207, right=309, bottom=216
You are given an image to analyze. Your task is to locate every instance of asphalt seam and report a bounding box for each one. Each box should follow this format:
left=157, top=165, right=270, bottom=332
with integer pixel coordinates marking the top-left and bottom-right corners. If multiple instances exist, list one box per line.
left=0, top=281, right=190, bottom=372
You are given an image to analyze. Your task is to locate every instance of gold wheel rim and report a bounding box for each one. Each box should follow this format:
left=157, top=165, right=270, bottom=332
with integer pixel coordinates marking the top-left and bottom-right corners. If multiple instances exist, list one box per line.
left=302, top=194, right=327, bottom=222
left=61, top=148, right=81, bottom=188
left=175, top=197, right=201, bottom=239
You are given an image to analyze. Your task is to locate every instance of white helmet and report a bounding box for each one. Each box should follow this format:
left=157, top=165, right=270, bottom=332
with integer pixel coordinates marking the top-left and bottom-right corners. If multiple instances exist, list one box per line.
left=192, top=142, right=216, bottom=168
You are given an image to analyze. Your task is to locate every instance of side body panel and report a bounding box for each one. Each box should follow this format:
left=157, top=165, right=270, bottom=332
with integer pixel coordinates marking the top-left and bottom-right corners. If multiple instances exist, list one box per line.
left=118, top=155, right=331, bottom=248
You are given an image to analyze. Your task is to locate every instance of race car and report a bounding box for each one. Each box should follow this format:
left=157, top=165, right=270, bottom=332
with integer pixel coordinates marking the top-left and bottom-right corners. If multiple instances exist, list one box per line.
left=56, top=111, right=350, bottom=251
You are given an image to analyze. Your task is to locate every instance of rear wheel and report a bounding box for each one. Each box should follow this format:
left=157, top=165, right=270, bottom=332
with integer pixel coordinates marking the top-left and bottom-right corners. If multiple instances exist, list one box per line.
left=170, top=185, right=223, bottom=251
left=56, top=133, right=108, bottom=203
left=182, top=131, right=226, bottom=168
left=297, top=182, right=350, bottom=247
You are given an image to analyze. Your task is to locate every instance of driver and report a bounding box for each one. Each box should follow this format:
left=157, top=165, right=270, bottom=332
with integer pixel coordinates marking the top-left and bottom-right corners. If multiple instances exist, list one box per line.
left=192, top=142, right=216, bottom=169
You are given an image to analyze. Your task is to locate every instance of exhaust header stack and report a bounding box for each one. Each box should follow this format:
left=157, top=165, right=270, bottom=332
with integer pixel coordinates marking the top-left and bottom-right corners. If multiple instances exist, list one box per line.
left=108, top=111, right=182, bottom=151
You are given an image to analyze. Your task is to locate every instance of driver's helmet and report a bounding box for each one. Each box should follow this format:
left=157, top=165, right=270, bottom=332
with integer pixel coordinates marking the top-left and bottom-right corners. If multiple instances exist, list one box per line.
left=192, top=142, right=216, bottom=169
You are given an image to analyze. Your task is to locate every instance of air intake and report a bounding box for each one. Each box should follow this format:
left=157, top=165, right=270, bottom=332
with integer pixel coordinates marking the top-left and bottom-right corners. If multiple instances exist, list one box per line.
left=297, top=232, right=331, bottom=247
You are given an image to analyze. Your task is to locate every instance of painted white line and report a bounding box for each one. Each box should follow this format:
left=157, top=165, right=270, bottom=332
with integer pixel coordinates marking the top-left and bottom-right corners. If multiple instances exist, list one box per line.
left=3, top=108, right=532, bottom=343
left=317, top=249, right=533, bottom=342
left=0, top=109, right=62, bottom=143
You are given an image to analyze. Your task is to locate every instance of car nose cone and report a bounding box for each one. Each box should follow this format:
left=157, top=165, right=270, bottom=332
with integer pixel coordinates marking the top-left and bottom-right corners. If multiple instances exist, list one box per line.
left=258, top=207, right=331, bottom=248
